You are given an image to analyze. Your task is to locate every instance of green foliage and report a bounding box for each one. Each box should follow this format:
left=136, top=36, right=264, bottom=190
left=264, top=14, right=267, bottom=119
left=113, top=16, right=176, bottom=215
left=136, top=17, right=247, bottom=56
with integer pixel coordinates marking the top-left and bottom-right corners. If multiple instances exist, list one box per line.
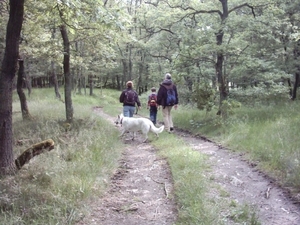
left=219, top=99, right=242, bottom=117
left=192, top=83, right=216, bottom=112
left=229, top=82, right=290, bottom=107
left=228, top=204, right=260, bottom=225
left=14, top=0, right=300, bottom=103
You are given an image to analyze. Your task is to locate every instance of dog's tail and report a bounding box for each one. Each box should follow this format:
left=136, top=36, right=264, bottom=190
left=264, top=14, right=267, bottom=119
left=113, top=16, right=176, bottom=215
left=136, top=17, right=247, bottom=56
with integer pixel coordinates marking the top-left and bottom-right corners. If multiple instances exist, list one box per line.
left=150, top=124, right=165, bottom=134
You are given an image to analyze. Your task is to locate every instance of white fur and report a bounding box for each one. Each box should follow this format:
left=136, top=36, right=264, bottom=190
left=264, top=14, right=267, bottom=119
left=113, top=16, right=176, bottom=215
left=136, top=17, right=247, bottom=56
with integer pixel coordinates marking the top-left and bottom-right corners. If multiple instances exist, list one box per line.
left=116, top=113, right=164, bottom=143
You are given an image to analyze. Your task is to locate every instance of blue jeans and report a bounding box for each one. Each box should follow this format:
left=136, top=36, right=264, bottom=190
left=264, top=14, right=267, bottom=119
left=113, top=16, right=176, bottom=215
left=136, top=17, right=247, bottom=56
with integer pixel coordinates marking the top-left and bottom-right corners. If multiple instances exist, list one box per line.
left=123, top=105, right=135, bottom=117
left=149, top=107, right=157, bottom=124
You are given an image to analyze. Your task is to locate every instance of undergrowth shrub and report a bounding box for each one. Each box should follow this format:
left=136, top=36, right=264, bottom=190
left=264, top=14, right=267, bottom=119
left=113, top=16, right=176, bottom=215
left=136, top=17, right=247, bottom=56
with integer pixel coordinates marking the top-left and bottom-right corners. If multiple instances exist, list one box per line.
left=192, top=83, right=216, bottom=112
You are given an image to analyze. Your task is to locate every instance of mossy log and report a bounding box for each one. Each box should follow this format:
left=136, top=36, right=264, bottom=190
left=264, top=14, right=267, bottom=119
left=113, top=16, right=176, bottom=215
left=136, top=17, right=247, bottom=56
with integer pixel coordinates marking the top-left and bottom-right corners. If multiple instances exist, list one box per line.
left=15, top=139, right=55, bottom=170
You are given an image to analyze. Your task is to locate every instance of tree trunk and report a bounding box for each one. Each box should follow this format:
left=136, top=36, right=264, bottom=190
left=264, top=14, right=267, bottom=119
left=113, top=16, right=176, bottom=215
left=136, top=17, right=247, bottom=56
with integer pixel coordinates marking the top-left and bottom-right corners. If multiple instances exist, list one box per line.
left=25, top=60, right=32, bottom=97
left=121, top=58, right=128, bottom=86
left=17, top=59, right=32, bottom=120
left=83, top=76, right=87, bottom=95
left=89, top=76, right=94, bottom=96
left=291, top=40, right=300, bottom=100
left=215, top=0, right=229, bottom=117
left=116, top=75, right=120, bottom=90
left=0, top=0, right=25, bottom=175
left=78, top=77, right=82, bottom=95
left=291, top=72, right=299, bottom=100
left=51, top=61, right=61, bottom=99
left=287, top=78, right=292, bottom=98
left=128, top=44, right=133, bottom=80
left=50, top=22, right=61, bottom=99
left=60, top=25, right=73, bottom=123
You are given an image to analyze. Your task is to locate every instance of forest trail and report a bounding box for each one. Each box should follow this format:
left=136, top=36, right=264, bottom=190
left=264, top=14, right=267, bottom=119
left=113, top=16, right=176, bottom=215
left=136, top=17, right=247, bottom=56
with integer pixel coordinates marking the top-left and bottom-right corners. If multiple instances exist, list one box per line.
left=77, top=107, right=300, bottom=225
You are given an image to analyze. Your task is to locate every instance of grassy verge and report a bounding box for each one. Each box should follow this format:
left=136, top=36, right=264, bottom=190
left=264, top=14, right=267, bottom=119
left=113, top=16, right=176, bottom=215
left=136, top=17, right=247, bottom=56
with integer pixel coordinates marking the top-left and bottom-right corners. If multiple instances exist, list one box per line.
left=1, top=88, right=124, bottom=224
left=172, top=101, right=300, bottom=194
left=152, top=132, right=259, bottom=224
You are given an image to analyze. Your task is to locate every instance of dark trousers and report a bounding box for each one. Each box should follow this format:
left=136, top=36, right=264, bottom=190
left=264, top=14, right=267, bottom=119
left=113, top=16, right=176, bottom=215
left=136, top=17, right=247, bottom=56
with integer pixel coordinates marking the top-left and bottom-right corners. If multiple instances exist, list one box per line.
left=149, top=107, right=158, bottom=124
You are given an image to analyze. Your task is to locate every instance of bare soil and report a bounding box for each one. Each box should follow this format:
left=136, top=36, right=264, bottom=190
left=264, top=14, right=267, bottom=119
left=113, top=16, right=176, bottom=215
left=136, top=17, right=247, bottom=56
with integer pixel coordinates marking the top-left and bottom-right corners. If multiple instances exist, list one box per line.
left=77, top=107, right=300, bottom=225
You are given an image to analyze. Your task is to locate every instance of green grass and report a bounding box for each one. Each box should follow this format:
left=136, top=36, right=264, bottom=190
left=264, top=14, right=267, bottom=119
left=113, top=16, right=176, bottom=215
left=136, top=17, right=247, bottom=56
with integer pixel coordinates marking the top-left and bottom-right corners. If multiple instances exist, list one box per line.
left=2, top=87, right=297, bottom=224
left=173, top=100, right=300, bottom=194
left=152, top=132, right=259, bottom=224
left=153, top=133, right=215, bottom=224
left=1, top=88, right=124, bottom=224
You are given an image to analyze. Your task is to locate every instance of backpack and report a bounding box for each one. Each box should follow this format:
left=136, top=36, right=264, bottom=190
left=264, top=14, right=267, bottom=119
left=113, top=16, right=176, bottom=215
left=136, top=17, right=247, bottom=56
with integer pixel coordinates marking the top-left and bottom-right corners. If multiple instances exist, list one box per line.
left=125, top=89, right=136, bottom=105
left=165, top=85, right=176, bottom=106
left=149, top=94, right=157, bottom=107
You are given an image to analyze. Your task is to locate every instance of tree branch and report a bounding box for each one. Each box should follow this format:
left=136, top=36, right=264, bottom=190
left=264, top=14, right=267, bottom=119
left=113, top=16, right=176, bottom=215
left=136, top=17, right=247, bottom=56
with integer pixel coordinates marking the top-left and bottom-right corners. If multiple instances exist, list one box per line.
left=228, top=3, right=256, bottom=18
left=144, top=1, right=159, bottom=7
left=164, top=0, right=222, bottom=17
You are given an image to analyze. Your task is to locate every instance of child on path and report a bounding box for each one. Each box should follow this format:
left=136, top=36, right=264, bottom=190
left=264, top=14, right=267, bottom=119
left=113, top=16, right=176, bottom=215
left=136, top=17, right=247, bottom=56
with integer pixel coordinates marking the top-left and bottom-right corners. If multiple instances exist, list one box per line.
left=147, top=87, right=158, bottom=125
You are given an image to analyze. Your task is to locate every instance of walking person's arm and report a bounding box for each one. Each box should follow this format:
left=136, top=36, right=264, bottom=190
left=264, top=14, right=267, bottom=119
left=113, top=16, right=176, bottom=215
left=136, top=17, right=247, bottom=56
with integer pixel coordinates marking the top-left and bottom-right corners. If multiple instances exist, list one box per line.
left=119, top=91, right=125, bottom=103
left=135, top=92, right=141, bottom=110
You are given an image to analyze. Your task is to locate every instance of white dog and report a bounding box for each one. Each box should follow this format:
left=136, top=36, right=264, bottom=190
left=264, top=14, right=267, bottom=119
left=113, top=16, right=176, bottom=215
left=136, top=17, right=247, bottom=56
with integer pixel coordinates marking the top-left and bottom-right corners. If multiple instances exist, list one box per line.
left=115, top=113, right=164, bottom=143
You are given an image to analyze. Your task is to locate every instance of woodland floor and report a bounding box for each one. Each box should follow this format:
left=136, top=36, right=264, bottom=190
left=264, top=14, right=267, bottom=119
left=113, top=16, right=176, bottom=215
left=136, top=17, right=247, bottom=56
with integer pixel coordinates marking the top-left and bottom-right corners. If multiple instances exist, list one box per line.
left=76, top=107, right=300, bottom=225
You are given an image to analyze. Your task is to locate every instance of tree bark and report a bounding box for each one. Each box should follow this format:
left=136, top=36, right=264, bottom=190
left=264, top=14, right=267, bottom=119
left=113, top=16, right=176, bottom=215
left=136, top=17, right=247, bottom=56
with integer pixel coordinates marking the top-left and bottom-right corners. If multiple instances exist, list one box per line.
left=24, top=60, right=32, bottom=97
left=0, top=0, right=25, bottom=175
left=215, top=0, right=228, bottom=117
left=17, top=59, right=32, bottom=120
left=128, top=44, right=133, bottom=80
left=291, top=72, right=299, bottom=100
left=287, top=78, right=292, bottom=98
left=89, top=75, right=94, bottom=96
left=121, top=58, right=128, bottom=86
left=60, top=25, right=73, bottom=123
left=51, top=61, right=62, bottom=99
left=50, top=25, right=61, bottom=99
left=291, top=40, right=300, bottom=100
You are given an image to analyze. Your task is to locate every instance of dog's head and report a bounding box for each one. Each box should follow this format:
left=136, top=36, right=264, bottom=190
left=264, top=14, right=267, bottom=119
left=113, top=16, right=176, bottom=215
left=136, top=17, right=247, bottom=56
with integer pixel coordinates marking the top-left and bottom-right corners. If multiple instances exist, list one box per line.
left=114, top=114, right=124, bottom=126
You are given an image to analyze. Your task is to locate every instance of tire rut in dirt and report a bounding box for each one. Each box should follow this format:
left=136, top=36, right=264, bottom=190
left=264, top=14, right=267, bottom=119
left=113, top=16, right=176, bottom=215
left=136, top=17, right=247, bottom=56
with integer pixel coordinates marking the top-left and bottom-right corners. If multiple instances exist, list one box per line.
left=175, top=130, right=300, bottom=225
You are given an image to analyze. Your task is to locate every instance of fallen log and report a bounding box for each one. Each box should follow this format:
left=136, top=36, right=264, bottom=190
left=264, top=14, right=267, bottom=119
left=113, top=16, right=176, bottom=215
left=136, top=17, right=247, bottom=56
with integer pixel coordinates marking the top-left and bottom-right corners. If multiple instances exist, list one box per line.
left=15, top=139, right=55, bottom=170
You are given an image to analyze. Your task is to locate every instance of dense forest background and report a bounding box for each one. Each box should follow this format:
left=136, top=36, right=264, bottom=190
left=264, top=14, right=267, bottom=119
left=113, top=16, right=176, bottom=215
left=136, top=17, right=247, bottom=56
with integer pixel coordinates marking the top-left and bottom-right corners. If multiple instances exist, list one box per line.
left=2, top=0, right=300, bottom=104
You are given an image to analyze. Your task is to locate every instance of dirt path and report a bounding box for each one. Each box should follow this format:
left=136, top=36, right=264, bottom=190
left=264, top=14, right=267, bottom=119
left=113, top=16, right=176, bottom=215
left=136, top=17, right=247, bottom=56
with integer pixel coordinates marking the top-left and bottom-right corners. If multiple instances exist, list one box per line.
left=177, top=131, right=300, bottom=224
left=77, top=108, right=177, bottom=225
left=77, top=108, right=300, bottom=225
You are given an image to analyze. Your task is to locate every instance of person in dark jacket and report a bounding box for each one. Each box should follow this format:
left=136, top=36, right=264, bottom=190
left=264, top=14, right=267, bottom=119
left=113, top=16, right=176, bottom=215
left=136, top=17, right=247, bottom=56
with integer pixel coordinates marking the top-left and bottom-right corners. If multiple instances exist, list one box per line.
left=119, top=81, right=141, bottom=117
left=157, top=73, right=178, bottom=132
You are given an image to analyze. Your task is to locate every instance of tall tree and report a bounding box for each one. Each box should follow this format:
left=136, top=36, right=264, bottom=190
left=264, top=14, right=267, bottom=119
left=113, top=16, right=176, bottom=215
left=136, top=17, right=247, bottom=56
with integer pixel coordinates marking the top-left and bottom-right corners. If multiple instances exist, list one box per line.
left=50, top=24, right=62, bottom=99
left=60, top=25, right=73, bottom=123
left=0, top=0, right=25, bottom=175
left=17, top=59, right=32, bottom=120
